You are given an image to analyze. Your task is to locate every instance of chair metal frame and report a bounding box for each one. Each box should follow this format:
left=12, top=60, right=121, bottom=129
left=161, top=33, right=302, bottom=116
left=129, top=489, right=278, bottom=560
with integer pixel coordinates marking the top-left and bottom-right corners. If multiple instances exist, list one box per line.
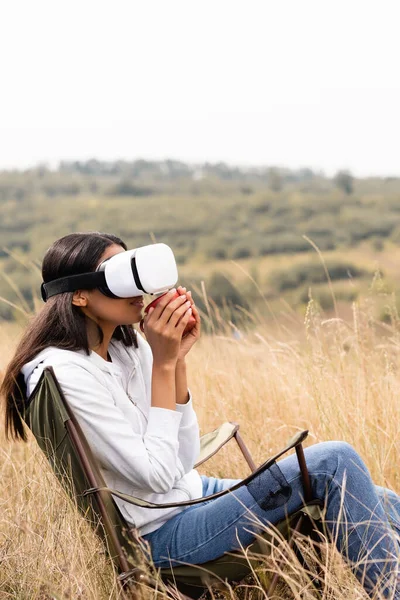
left=27, top=366, right=324, bottom=600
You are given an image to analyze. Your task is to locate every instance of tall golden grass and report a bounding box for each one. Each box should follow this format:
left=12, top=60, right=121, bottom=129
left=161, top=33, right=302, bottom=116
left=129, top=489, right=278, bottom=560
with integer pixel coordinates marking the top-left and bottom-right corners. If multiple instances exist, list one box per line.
left=1, top=295, right=400, bottom=599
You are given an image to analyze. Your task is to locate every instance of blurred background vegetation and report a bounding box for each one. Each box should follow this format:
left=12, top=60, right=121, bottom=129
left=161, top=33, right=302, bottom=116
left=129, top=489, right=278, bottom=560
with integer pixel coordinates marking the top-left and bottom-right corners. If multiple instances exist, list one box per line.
left=1, top=159, right=399, bottom=327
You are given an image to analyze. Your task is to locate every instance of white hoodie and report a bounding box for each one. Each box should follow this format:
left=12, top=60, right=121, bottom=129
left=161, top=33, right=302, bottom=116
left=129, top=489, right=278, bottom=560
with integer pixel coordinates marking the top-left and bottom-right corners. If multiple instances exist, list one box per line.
left=21, top=332, right=203, bottom=536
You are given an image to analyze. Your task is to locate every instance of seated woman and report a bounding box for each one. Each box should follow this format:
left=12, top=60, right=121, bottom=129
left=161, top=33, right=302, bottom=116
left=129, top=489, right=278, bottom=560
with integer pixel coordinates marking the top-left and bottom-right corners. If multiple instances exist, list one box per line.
left=1, top=232, right=399, bottom=598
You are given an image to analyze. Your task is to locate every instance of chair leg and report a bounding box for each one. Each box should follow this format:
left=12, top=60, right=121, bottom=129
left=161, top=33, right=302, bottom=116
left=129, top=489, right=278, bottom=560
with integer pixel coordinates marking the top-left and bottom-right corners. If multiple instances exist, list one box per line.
left=291, top=521, right=324, bottom=596
left=266, top=514, right=305, bottom=597
left=265, top=440, right=313, bottom=597
left=233, top=438, right=323, bottom=597
left=294, top=443, right=324, bottom=594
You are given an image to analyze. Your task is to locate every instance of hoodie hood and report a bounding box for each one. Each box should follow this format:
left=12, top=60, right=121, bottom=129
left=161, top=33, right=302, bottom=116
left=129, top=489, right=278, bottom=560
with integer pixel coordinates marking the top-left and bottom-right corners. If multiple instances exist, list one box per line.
left=21, top=347, right=89, bottom=388
left=21, top=337, right=146, bottom=398
left=21, top=344, right=135, bottom=393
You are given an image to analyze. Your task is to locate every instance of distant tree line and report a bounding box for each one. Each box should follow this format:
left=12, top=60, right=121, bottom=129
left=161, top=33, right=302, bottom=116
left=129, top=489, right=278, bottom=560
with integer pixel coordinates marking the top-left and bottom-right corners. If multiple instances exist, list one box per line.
left=0, top=160, right=364, bottom=200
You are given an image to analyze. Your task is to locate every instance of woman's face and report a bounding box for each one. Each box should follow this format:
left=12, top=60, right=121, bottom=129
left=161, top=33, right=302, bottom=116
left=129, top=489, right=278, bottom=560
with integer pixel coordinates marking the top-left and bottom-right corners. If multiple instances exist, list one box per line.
left=72, top=244, right=144, bottom=327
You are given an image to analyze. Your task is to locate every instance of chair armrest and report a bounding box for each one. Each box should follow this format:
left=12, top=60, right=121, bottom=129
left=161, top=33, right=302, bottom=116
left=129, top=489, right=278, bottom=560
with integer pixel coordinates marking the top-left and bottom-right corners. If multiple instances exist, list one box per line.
left=82, top=430, right=310, bottom=510
left=194, top=422, right=239, bottom=468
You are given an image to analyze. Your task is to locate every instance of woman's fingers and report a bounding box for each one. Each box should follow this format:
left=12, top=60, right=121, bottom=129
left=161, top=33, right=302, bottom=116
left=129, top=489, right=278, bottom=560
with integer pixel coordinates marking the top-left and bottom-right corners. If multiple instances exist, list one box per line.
left=191, top=302, right=201, bottom=323
left=147, top=289, right=184, bottom=325
left=178, top=287, right=195, bottom=308
left=178, top=286, right=194, bottom=302
left=146, top=286, right=196, bottom=337
left=168, top=300, right=192, bottom=328
left=146, top=289, right=177, bottom=322
left=160, top=294, right=189, bottom=325
left=143, top=306, right=155, bottom=328
left=176, top=306, right=193, bottom=332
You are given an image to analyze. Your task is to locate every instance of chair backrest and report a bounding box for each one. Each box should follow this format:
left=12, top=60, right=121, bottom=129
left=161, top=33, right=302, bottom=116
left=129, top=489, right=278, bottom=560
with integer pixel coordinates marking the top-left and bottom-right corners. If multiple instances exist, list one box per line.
left=22, top=366, right=325, bottom=599
left=23, top=366, right=137, bottom=573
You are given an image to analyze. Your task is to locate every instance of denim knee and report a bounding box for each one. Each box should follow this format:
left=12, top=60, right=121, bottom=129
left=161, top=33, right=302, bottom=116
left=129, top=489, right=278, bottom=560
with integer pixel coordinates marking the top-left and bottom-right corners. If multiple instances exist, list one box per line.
left=309, top=440, right=369, bottom=495
left=313, top=440, right=363, bottom=467
left=338, top=440, right=366, bottom=464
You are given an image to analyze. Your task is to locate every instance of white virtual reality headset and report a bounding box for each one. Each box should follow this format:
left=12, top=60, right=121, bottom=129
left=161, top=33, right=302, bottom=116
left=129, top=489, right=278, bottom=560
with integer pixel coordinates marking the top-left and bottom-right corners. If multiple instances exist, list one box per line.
left=41, top=243, right=178, bottom=302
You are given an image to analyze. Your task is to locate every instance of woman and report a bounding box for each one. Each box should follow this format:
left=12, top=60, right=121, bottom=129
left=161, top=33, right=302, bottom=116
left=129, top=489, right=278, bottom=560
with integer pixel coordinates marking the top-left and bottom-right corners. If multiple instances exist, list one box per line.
left=2, top=232, right=400, bottom=598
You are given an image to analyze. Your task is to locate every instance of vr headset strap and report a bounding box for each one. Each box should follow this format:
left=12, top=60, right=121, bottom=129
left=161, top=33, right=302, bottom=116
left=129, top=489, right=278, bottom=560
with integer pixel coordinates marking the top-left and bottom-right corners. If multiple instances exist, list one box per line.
left=41, top=271, right=107, bottom=302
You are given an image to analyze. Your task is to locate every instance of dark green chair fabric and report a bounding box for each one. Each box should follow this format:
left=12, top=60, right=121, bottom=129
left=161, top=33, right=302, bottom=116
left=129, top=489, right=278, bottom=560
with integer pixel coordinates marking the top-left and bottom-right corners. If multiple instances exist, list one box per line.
left=23, top=366, right=324, bottom=599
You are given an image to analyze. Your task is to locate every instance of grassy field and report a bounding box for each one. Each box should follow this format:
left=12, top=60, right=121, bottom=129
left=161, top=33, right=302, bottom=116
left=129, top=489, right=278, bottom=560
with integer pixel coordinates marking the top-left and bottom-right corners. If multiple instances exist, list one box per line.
left=1, top=295, right=400, bottom=598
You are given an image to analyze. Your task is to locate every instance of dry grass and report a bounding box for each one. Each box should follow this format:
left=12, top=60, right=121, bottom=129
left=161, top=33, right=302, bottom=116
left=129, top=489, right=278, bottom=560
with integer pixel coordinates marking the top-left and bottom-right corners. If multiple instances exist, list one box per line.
left=1, top=297, right=400, bottom=599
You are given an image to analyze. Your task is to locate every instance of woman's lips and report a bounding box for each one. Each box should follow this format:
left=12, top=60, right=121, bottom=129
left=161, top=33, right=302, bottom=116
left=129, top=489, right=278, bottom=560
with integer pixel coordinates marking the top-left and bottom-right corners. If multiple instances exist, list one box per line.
left=130, top=299, right=144, bottom=307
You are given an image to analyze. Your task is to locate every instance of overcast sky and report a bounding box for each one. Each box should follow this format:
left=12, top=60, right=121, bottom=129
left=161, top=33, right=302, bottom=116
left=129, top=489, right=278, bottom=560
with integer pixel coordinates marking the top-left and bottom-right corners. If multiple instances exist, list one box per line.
left=1, top=0, right=399, bottom=176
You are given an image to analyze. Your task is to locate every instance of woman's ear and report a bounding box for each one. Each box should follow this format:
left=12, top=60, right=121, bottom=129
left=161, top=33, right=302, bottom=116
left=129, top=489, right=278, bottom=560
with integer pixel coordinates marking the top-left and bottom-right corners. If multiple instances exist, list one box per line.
left=72, top=290, right=88, bottom=307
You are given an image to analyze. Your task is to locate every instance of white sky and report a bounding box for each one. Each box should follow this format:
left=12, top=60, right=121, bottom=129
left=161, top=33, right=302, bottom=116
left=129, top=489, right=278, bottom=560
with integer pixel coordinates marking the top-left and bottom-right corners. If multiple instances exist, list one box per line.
left=0, top=0, right=399, bottom=176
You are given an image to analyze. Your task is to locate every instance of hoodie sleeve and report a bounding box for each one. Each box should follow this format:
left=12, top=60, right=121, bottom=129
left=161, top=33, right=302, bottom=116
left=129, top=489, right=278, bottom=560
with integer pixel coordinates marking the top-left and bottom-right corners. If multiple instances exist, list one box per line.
left=135, top=331, right=200, bottom=473
left=175, top=390, right=200, bottom=473
left=47, top=363, right=183, bottom=495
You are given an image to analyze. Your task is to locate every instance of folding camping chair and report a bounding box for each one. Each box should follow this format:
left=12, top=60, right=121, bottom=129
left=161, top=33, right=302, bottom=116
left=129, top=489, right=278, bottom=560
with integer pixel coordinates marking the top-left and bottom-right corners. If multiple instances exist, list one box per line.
left=23, top=366, right=324, bottom=599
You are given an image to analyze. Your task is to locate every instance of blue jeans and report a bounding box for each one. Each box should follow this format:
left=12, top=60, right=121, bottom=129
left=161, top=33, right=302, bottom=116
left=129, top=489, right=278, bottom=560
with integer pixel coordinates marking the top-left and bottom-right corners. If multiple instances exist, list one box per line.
left=143, top=441, right=400, bottom=598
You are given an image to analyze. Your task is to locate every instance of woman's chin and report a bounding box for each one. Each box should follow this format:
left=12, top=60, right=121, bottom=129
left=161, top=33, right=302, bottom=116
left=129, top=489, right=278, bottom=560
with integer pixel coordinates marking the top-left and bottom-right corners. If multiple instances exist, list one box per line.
left=129, top=315, right=143, bottom=325
left=114, top=316, right=142, bottom=327
left=124, top=307, right=144, bottom=325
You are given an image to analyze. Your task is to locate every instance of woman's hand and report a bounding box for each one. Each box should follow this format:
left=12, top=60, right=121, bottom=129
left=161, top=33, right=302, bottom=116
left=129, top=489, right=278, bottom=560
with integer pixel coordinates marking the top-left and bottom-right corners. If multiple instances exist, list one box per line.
left=176, top=286, right=201, bottom=362
left=142, top=288, right=193, bottom=368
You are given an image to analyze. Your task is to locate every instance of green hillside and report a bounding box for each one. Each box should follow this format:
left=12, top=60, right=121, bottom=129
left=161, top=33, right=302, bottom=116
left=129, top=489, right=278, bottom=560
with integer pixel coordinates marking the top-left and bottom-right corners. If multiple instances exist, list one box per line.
left=1, top=161, right=399, bottom=323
